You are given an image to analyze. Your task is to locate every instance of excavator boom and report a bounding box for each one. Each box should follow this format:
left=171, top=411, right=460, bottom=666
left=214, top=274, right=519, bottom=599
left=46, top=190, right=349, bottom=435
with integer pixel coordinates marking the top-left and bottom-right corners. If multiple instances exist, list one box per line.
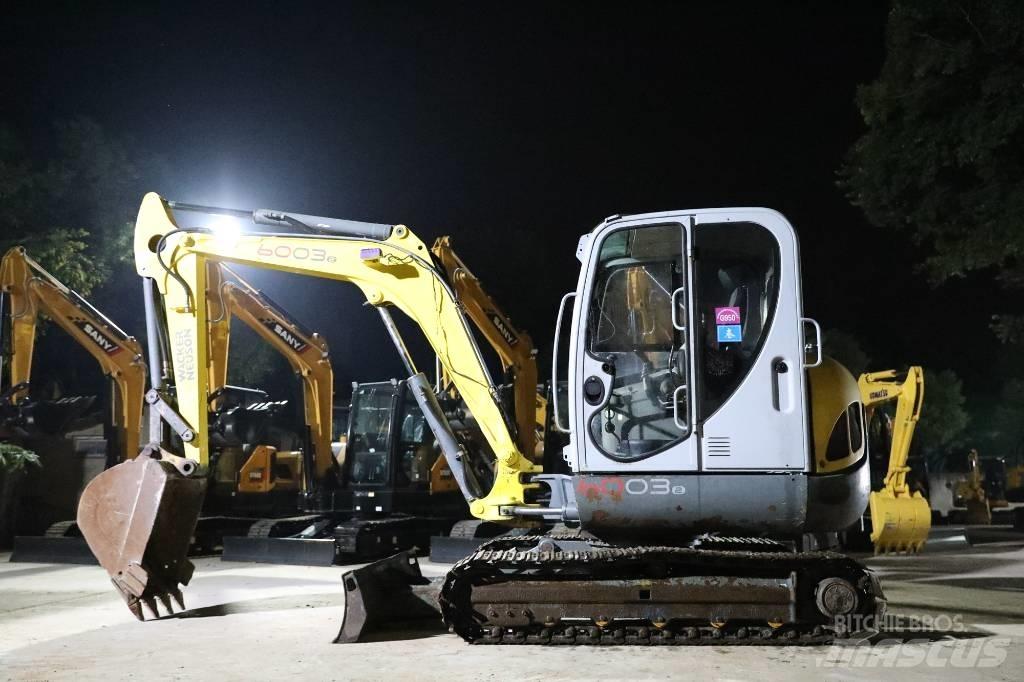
left=430, top=236, right=541, bottom=459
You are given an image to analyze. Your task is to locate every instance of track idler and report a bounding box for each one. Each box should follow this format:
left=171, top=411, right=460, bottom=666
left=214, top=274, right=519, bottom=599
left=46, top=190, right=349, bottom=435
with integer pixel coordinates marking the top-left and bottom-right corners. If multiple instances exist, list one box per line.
left=335, top=552, right=442, bottom=643
left=77, top=446, right=206, bottom=620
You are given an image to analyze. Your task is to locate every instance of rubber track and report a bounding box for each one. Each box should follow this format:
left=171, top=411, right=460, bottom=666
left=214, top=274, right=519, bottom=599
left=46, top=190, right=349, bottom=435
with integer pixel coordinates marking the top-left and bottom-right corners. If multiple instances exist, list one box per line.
left=439, top=534, right=883, bottom=646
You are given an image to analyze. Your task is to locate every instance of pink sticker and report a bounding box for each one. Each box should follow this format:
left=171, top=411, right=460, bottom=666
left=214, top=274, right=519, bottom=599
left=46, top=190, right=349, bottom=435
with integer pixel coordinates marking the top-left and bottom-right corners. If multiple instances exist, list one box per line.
left=715, top=307, right=741, bottom=325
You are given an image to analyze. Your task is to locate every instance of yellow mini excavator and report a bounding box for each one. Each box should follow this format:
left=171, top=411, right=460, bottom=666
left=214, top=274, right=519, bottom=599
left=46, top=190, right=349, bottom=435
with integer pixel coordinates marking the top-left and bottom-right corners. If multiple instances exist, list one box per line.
left=1, top=246, right=147, bottom=462
left=1, top=246, right=147, bottom=562
left=80, top=195, right=889, bottom=646
left=856, top=367, right=930, bottom=553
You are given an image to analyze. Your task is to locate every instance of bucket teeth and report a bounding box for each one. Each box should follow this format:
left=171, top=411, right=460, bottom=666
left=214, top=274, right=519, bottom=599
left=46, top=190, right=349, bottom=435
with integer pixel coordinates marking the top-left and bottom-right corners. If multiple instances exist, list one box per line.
left=127, top=598, right=145, bottom=622
left=157, top=592, right=174, bottom=615
left=170, top=587, right=185, bottom=611
left=142, top=595, right=161, bottom=619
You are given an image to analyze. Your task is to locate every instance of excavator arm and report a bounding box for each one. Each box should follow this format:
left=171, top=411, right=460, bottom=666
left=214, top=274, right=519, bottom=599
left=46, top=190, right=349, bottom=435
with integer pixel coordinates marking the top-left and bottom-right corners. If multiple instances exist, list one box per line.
left=205, top=262, right=334, bottom=481
left=430, top=236, right=542, bottom=459
left=76, top=193, right=541, bottom=619
left=0, top=247, right=146, bottom=461
left=134, top=193, right=537, bottom=514
left=858, top=366, right=929, bottom=553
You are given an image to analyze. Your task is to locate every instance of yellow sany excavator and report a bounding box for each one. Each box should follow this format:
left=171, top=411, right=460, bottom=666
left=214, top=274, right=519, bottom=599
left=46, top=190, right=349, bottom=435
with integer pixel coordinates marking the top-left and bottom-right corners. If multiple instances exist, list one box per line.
left=857, top=367, right=929, bottom=553
left=81, top=194, right=889, bottom=646
left=204, top=261, right=335, bottom=504
left=0, top=246, right=146, bottom=465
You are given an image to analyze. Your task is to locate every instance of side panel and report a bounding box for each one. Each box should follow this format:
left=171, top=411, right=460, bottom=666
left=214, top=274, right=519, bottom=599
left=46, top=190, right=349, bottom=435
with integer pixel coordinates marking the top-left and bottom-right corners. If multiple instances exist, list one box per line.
left=574, top=472, right=808, bottom=534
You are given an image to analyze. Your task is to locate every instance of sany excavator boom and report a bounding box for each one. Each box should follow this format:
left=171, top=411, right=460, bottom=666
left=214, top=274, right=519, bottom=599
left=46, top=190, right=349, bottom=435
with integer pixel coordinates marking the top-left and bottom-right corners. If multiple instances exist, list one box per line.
left=430, top=236, right=541, bottom=459
left=858, top=367, right=929, bottom=553
left=1, top=247, right=146, bottom=465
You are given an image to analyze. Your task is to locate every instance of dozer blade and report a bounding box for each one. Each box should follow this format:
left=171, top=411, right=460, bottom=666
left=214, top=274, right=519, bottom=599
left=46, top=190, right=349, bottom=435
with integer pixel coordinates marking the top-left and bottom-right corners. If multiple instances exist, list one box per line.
left=335, top=552, right=442, bottom=643
left=868, top=489, right=931, bottom=554
left=76, top=450, right=206, bottom=620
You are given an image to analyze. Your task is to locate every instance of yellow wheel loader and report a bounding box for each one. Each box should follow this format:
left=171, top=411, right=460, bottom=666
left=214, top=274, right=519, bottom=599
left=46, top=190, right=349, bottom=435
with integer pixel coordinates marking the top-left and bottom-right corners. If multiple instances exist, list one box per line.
left=80, top=195, right=888, bottom=646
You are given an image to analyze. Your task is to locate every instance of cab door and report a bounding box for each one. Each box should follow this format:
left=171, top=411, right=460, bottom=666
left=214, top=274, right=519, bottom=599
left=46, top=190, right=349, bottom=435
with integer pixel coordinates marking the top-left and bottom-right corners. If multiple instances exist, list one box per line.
left=690, top=210, right=807, bottom=471
left=572, top=216, right=697, bottom=473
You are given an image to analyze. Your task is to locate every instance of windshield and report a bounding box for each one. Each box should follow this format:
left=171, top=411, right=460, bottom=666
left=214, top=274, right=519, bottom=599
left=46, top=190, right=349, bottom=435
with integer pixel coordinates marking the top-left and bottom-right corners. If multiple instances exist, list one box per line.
left=347, top=385, right=396, bottom=485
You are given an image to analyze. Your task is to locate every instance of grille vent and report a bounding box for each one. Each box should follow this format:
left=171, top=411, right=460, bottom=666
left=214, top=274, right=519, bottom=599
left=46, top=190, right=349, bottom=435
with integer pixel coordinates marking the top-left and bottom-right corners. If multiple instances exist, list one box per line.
left=706, top=436, right=731, bottom=457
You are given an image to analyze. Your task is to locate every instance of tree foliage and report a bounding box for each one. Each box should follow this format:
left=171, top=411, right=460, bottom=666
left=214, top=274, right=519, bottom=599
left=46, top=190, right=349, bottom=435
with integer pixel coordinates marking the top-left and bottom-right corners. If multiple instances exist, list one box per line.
left=0, top=443, right=41, bottom=473
left=823, top=328, right=871, bottom=377
left=225, top=324, right=294, bottom=391
left=841, top=0, right=1024, bottom=286
left=915, top=368, right=969, bottom=456
left=0, top=117, right=157, bottom=295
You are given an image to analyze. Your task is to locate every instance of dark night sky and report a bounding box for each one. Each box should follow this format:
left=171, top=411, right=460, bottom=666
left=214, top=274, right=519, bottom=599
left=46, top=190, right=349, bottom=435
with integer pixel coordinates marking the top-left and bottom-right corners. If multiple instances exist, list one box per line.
left=3, top=1, right=1004, bottom=403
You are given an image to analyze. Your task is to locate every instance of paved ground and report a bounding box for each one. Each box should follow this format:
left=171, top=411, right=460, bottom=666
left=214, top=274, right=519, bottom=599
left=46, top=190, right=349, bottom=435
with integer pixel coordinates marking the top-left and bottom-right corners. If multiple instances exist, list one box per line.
left=1, top=529, right=1022, bottom=681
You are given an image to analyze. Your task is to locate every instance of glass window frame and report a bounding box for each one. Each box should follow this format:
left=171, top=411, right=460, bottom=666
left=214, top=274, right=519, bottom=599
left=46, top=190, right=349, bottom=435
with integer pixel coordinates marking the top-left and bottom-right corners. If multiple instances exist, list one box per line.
left=582, top=221, right=693, bottom=463
left=691, top=220, right=782, bottom=423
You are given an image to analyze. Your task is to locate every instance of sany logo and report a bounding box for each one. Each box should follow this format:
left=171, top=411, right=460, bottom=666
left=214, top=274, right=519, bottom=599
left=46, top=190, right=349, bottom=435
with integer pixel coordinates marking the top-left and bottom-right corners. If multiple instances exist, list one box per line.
left=264, top=320, right=308, bottom=352
left=76, top=321, right=121, bottom=355
left=714, top=307, right=742, bottom=325
left=487, top=311, right=519, bottom=347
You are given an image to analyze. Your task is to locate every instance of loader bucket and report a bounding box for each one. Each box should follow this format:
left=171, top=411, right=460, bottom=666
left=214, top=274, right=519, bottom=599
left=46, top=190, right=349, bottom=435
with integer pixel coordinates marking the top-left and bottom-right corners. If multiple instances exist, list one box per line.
left=868, top=489, right=931, bottom=554
left=335, top=552, right=442, bottom=643
left=76, top=450, right=206, bottom=620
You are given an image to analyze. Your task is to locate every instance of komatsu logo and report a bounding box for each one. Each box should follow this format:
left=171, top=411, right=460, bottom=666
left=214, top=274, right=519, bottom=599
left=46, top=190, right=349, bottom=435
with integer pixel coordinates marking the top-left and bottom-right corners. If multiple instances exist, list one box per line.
left=77, top=321, right=120, bottom=355
left=869, top=389, right=890, bottom=400
left=487, top=311, right=518, bottom=347
left=265, top=320, right=307, bottom=352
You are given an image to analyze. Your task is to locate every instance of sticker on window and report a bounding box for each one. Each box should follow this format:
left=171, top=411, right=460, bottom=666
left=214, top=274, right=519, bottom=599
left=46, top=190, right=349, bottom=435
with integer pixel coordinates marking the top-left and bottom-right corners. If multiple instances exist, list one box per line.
left=714, top=307, right=741, bottom=325
left=717, top=325, right=742, bottom=343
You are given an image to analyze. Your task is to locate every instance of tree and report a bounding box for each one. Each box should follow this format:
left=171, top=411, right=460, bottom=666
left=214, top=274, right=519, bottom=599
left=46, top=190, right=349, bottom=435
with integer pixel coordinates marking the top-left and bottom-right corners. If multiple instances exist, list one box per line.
left=914, top=368, right=969, bottom=461
left=823, top=328, right=871, bottom=377
left=0, top=117, right=160, bottom=295
left=841, top=1, right=1024, bottom=291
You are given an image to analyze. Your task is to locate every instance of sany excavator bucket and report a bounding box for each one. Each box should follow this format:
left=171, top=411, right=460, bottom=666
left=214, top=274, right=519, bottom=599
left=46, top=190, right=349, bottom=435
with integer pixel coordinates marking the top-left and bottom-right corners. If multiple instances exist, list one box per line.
left=77, top=446, right=206, bottom=620
left=335, top=552, right=442, bottom=643
left=868, top=488, right=931, bottom=554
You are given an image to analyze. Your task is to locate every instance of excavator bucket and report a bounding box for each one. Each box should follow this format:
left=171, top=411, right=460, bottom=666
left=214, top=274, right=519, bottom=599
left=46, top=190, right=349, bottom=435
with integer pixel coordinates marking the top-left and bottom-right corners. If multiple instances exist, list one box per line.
left=76, top=449, right=206, bottom=620
left=335, top=552, right=442, bottom=643
left=868, top=489, right=931, bottom=554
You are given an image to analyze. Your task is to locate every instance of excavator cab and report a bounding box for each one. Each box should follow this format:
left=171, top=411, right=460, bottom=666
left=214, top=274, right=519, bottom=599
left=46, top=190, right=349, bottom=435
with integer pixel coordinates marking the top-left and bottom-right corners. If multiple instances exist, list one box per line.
left=344, top=380, right=462, bottom=519
left=560, top=212, right=843, bottom=536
